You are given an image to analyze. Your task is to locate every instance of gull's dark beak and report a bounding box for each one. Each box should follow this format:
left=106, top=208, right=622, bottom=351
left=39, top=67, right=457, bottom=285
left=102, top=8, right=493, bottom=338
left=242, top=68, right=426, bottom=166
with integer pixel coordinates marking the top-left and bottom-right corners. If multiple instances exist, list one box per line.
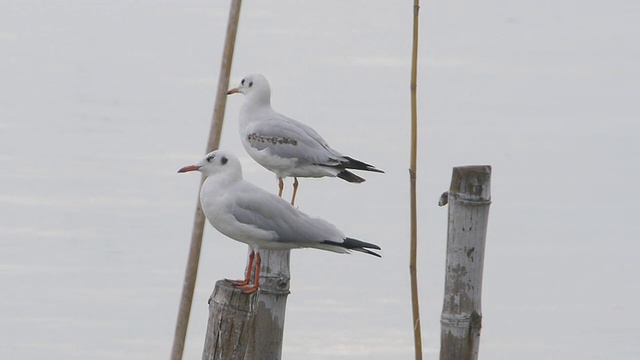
left=177, top=165, right=201, bottom=173
left=227, top=87, right=240, bottom=95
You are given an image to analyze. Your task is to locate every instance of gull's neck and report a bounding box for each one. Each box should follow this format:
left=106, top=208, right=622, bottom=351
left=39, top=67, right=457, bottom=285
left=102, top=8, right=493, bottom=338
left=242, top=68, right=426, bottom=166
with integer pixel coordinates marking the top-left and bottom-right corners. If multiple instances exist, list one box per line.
left=201, top=168, right=243, bottom=196
left=244, top=90, right=272, bottom=110
left=240, top=92, right=272, bottom=127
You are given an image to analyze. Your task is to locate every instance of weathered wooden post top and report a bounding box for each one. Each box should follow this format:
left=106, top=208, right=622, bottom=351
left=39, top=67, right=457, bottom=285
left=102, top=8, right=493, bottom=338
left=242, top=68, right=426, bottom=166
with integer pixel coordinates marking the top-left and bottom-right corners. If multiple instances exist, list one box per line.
left=202, top=249, right=290, bottom=360
left=439, top=165, right=492, bottom=360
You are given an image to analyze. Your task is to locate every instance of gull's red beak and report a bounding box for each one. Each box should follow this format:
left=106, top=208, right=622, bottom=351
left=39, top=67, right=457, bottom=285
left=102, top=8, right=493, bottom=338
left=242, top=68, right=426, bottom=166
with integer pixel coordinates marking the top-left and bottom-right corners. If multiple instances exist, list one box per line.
left=227, top=87, right=240, bottom=95
left=177, top=165, right=201, bottom=173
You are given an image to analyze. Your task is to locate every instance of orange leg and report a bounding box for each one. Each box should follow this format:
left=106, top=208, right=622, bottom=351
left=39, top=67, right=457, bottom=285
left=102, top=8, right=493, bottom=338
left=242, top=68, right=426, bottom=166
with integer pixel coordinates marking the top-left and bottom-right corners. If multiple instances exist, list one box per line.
left=278, top=177, right=284, bottom=197
left=227, top=250, right=254, bottom=286
left=237, top=252, right=261, bottom=294
left=290, top=177, right=299, bottom=206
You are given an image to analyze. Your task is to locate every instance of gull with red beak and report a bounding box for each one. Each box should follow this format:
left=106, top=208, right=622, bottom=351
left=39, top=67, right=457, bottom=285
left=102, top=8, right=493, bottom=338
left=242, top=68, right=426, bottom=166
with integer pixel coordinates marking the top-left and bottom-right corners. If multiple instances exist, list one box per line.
left=227, top=74, right=384, bottom=206
left=178, top=150, right=381, bottom=294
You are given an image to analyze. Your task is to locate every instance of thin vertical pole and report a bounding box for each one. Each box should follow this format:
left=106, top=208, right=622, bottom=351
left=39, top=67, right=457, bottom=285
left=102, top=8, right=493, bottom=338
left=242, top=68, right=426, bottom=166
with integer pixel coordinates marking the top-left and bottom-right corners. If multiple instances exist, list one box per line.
left=409, top=0, right=423, bottom=359
left=170, top=1, right=243, bottom=359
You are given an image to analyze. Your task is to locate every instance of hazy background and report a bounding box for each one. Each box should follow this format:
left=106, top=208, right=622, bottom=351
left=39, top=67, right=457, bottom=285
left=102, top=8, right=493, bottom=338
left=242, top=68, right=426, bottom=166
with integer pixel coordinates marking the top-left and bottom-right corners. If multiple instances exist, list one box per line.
left=1, top=1, right=638, bottom=359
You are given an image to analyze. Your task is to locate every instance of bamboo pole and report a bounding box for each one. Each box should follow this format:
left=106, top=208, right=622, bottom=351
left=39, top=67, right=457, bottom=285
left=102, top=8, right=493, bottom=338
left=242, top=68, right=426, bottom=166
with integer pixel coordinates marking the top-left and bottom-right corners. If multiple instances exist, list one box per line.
left=409, top=0, right=423, bottom=359
left=439, top=166, right=492, bottom=360
left=244, top=250, right=290, bottom=360
left=201, top=250, right=290, bottom=360
left=170, top=2, right=242, bottom=359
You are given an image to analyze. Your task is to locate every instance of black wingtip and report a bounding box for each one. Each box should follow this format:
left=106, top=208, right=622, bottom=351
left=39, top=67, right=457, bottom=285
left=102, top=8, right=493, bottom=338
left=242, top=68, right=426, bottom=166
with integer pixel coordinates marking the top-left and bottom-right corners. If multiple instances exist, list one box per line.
left=323, top=237, right=382, bottom=257
left=337, top=170, right=366, bottom=183
left=342, top=156, right=385, bottom=173
left=356, top=248, right=382, bottom=258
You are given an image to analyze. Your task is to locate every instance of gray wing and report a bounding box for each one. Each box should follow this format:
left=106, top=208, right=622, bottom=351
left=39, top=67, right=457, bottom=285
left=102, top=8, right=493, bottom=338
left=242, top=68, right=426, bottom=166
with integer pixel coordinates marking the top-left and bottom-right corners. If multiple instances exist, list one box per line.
left=244, top=115, right=345, bottom=166
left=229, top=182, right=343, bottom=245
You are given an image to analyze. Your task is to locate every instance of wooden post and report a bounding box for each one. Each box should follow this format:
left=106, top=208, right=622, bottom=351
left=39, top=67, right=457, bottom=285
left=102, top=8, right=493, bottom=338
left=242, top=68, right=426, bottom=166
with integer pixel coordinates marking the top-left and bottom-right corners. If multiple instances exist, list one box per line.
left=244, top=250, right=290, bottom=359
left=202, top=281, right=257, bottom=360
left=439, top=165, right=491, bottom=360
left=202, top=249, right=290, bottom=360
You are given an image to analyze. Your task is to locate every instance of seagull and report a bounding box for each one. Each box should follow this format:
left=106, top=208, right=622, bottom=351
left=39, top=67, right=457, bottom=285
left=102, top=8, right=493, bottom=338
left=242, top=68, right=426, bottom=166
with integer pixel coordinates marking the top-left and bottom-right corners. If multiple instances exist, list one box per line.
left=227, top=74, right=384, bottom=205
left=178, top=150, right=381, bottom=294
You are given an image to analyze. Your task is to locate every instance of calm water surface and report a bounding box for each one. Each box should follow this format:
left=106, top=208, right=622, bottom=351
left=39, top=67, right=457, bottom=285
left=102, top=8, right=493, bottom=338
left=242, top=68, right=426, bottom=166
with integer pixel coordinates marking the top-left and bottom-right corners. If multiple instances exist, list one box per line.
left=1, top=1, right=638, bottom=359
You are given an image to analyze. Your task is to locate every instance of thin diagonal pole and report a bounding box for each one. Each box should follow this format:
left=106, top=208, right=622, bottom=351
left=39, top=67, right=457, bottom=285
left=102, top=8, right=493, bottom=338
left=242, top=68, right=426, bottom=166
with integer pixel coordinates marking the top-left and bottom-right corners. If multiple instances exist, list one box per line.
left=170, top=1, right=242, bottom=359
left=409, top=0, right=423, bottom=359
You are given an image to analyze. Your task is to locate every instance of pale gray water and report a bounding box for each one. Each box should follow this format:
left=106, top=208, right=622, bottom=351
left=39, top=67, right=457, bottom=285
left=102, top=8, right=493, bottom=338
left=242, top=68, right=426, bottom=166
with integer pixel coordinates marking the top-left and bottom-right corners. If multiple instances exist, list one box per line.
left=1, top=1, right=638, bottom=359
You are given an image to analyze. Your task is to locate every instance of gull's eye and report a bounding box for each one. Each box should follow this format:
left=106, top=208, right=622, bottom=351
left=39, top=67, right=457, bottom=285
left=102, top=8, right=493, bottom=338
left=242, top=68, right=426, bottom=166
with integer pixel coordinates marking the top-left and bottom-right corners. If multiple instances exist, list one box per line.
left=206, top=155, right=215, bottom=163
left=221, top=157, right=228, bottom=165
left=241, top=79, right=245, bottom=85
left=249, top=81, right=253, bottom=87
